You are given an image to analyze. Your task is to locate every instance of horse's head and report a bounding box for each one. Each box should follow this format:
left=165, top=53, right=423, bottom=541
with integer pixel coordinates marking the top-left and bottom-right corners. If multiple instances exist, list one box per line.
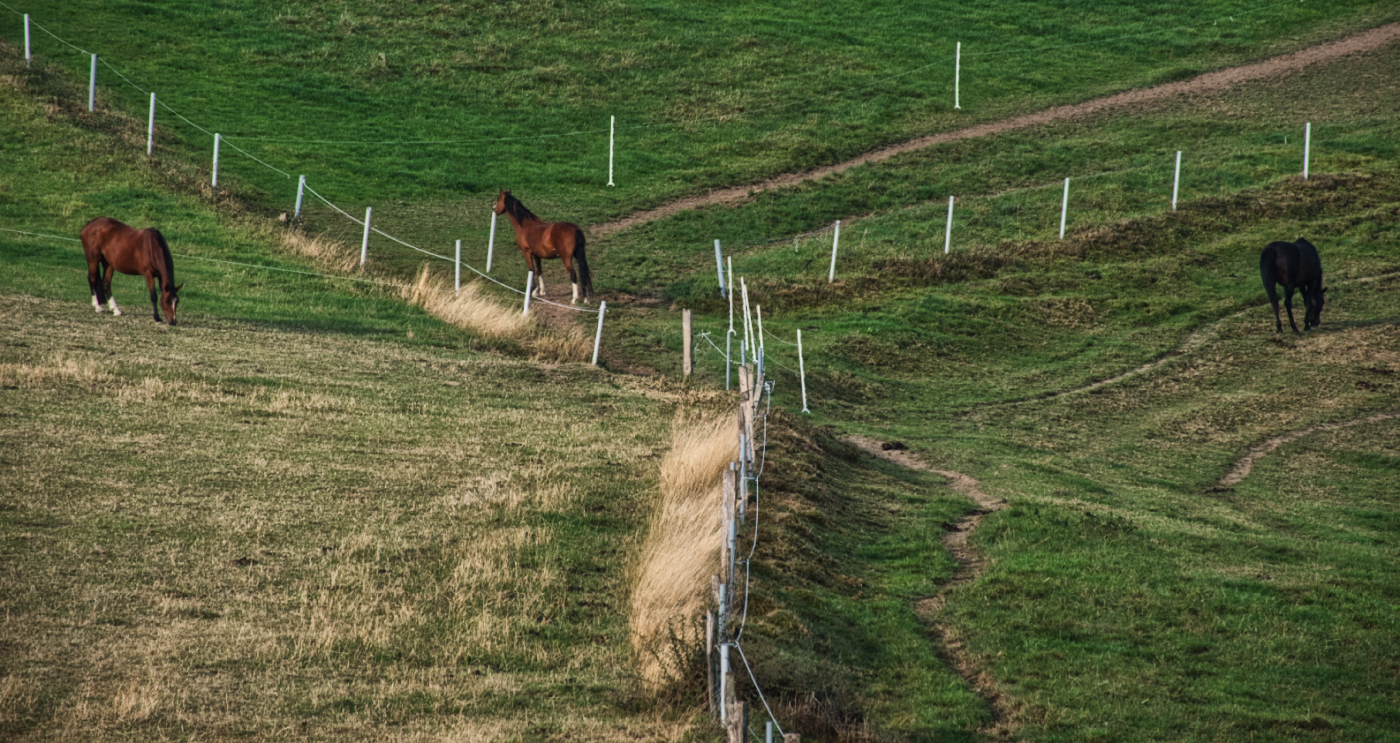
left=493, top=189, right=511, bottom=216
left=162, top=283, right=183, bottom=326
left=1305, top=286, right=1326, bottom=330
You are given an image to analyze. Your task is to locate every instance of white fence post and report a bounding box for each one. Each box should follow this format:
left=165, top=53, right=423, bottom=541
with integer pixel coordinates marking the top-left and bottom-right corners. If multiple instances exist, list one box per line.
left=1172, top=151, right=1182, bottom=211
left=523, top=270, right=534, bottom=315
left=455, top=239, right=462, bottom=294
left=756, top=305, right=765, bottom=353
left=1059, top=177, right=1070, bottom=239
left=486, top=211, right=497, bottom=272
left=798, top=329, right=809, bottom=414
left=147, top=93, right=155, bottom=155
left=1303, top=122, right=1311, bottom=180
left=954, top=42, right=962, bottom=110
left=88, top=54, right=96, bottom=111
left=360, top=206, right=371, bottom=266
left=715, top=239, right=726, bottom=298
left=944, top=196, right=955, bottom=254
left=608, top=115, right=616, bottom=187
left=827, top=220, right=841, bottom=282
left=24, top=15, right=30, bottom=67
left=212, top=133, right=221, bottom=188
left=294, top=175, right=306, bottom=220
left=727, top=256, right=735, bottom=333
left=592, top=301, right=607, bottom=365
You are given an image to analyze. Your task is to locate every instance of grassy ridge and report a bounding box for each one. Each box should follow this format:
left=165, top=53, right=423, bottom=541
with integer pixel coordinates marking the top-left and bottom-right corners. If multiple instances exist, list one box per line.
left=2, top=0, right=1396, bottom=274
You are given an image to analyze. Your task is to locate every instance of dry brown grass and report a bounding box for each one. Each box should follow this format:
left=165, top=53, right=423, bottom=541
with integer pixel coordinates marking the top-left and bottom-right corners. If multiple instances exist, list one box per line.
left=402, top=265, right=592, bottom=362
left=630, top=415, right=738, bottom=690
left=279, top=228, right=361, bottom=274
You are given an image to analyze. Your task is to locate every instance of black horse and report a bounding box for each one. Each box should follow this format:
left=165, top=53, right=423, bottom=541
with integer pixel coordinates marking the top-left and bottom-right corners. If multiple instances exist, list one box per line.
left=1260, top=238, right=1326, bottom=334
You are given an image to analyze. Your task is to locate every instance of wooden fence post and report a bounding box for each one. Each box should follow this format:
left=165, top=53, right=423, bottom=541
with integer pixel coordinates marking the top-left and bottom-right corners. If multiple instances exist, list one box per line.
left=706, top=611, right=716, bottom=717
left=683, top=309, right=693, bottom=376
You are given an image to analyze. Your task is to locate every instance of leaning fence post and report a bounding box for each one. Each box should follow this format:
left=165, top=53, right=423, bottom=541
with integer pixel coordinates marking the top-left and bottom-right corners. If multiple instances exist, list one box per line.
left=591, top=301, right=606, bottom=365
left=523, top=270, right=534, bottom=315
left=798, top=329, right=810, bottom=414
left=1303, top=122, right=1311, bottom=180
left=455, top=239, right=462, bottom=294
left=294, top=175, right=306, bottom=221
left=1172, top=151, right=1182, bottom=211
left=827, top=220, right=841, bottom=283
left=24, top=15, right=31, bottom=67
left=1059, top=177, right=1070, bottom=239
left=683, top=309, right=693, bottom=377
left=715, top=239, right=726, bottom=298
left=146, top=93, right=156, bottom=155
left=88, top=54, right=97, bottom=111
left=725, top=331, right=733, bottom=390
left=486, top=211, right=497, bottom=272
left=360, top=206, right=371, bottom=266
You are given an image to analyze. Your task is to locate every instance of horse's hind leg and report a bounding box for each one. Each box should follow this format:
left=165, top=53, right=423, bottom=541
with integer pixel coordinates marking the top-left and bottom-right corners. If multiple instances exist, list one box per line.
left=88, top=260, right=105, bottom=312
left=102, top=261, right=121, bottom=316
left=532, top=256, right=546, bottom=297
left=564, top=255, right=579, bottom=305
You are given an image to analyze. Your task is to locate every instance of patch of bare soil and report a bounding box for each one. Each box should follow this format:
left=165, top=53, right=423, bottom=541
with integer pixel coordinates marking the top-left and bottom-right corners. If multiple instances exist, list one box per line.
left=847, top=435, right=1016, bottom=737
left=1212, top=411, right=1400, bottom=490
left=591, top=24, right=1400, bottom=238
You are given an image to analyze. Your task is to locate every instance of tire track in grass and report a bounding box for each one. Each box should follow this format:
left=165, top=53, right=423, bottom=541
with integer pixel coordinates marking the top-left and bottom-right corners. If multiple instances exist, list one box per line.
left=591, top=24, right=1400, bottom=238
left=1211, top=411, right=1400, bottom=490
left=848, top=435, right=1014, bottom=736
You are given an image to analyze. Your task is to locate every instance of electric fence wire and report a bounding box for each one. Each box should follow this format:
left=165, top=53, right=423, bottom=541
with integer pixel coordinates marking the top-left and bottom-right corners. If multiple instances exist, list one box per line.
left=3, top=0, right=1344, bottom=274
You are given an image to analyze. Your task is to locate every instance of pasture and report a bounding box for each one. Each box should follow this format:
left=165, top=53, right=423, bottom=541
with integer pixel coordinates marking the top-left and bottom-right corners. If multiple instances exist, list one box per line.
left=3, top=2, right=1400, bottom=741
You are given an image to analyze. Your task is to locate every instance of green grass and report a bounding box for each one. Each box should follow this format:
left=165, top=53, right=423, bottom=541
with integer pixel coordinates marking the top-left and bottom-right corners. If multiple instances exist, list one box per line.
left=1, top=0, right=1396, bottom=279
left=4, top=5, right=1400, bottom=742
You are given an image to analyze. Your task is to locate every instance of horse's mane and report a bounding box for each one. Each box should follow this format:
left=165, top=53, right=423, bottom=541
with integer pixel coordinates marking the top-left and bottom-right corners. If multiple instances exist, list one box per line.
left=503, top=192, right=540, bottom=223
left=147, top=228, right=176, bottom=290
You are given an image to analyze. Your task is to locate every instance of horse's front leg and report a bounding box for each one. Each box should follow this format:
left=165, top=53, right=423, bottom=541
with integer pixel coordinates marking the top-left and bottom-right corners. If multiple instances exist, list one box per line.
left=1282, top=285, right=1301, bottom=334
left=145, top=274, right=162, bottom=322
left=103, top=263, right=122, bottom=316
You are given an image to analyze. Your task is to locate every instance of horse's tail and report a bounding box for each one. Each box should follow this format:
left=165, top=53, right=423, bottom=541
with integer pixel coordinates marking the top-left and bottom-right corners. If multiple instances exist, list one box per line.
left=149, top=228, right=176, bottom=290
left=574, top=228, right=594, bottom=299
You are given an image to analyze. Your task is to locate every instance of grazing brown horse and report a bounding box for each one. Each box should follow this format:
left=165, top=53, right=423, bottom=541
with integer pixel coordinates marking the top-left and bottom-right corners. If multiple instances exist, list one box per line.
left=80, top=217, right=183, bottom=325
left=493, top=189, right=593, bottom=304
left=1260, top=237, right=1325, bottom=334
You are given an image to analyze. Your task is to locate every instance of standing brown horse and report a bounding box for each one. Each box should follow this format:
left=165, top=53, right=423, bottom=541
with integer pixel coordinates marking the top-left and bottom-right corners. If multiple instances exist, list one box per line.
left=81, top=217, right=183, bottom=325
left=493, top=190, right=593, bottom=304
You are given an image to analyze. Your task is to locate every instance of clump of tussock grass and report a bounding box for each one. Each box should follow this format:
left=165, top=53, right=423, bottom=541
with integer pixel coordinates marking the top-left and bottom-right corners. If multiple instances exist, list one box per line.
left=630, top=415, right=737, bottom=692
left=279, top=228, right=360, bottom=274
left=403, top=265, right=591, bottom=362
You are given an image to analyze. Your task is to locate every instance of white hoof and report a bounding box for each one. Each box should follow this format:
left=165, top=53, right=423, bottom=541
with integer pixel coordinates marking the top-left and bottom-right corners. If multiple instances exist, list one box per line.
left=112, top=309, right=123, bottom=316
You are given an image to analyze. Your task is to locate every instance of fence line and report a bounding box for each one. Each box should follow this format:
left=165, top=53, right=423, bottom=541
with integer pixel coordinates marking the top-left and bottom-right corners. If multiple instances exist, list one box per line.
left=0, top=0, right=1322, bottom=149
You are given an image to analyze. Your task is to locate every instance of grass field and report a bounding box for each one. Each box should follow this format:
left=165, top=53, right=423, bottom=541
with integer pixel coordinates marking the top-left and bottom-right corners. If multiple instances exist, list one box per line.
left=3, top=4, right=1400, bottom=742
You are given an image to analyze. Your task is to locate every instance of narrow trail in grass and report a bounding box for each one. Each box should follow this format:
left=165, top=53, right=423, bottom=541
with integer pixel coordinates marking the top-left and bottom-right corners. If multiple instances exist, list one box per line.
left=591, top=23, right=1400, bottom=238
left=989, top=271, right=1400, bottom=407
left=848, top=435, right=1014, bottom=736
left=1213, top=411, right=1400, bottom=490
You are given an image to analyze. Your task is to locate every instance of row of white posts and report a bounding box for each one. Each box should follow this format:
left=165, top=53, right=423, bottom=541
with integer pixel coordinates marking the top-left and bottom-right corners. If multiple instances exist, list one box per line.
left=704, top=360, right=798, bottom=743
left=699, top=252, right=811, bottom=411
left=800, top=135, right=1317, bottom=280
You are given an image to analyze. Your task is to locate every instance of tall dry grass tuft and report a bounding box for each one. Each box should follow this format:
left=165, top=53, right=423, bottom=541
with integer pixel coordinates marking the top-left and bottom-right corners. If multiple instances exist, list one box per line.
left=280, top=228, right=360, bottom=273
left=630, top=415, right=738, bottom=691
left=403, top=266, right=591, bottom=362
